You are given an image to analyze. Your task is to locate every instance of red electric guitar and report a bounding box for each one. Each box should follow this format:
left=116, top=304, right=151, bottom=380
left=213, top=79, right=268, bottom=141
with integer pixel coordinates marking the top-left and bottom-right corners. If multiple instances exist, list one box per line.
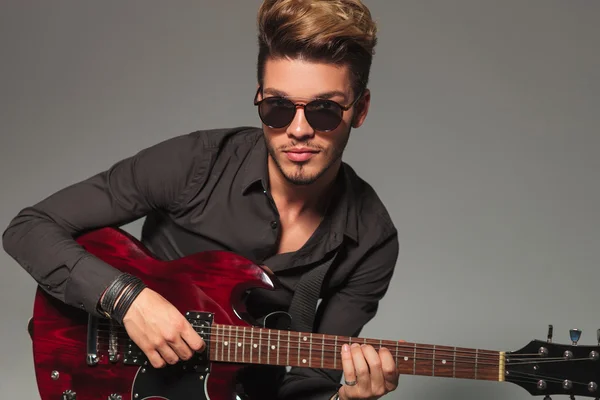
left=28, top=227, right=599, bottom=399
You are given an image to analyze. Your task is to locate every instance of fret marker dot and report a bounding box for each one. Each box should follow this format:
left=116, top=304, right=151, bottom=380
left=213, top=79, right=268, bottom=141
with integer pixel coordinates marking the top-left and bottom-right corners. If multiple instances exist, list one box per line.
left=224, top=341, right=228, bottom=346
left=302, top=359, right=307, bottom=363
left=303, top=337, right=308, bottom=341
left=253, top=344, right=258, bottom=348
left=442, top=360, right=447, bottom=364
left=238, top=343, right=242, bottom=347
left=404, top=356, right=409, bottom=361
left=271, top=345, right=276, bottom=350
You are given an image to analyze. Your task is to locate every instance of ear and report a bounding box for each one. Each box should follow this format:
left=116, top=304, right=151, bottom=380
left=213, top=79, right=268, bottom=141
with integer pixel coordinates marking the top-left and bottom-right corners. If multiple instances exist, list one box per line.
left=351, top=88, right=371, bottom=128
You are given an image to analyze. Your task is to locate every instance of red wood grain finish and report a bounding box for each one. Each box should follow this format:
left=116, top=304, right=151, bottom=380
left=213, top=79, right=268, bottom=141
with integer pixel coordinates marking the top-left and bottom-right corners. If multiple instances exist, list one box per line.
left=31, top=227, right=502, bottom=400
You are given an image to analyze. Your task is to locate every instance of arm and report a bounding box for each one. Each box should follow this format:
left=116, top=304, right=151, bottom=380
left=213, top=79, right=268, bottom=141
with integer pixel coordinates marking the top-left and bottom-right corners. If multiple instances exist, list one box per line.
left=276, top=232, right=400, bottom=400
left=2, top=133, right=202, bottom=316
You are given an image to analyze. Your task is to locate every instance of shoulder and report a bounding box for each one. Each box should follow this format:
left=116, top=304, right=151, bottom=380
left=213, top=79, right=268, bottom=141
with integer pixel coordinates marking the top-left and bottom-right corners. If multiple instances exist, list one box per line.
left=342, top=162, right=397, bottom=246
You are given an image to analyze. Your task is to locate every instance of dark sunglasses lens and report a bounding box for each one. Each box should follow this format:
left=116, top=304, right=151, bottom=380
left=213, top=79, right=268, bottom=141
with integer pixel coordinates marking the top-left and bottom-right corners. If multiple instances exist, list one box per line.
left=259, top=98, right=296, bottom=128
left=305, top=100, right=343, bottom=131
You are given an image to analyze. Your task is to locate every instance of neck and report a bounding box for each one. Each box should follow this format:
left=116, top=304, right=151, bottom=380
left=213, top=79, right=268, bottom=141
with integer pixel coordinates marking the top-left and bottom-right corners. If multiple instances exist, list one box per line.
left=267, top=157, right=341, bottom=214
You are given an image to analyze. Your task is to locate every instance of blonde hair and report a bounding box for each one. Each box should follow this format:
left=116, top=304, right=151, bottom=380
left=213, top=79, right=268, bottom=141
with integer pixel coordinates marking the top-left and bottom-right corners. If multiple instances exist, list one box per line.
left=257, top=0, right=378, bottom=96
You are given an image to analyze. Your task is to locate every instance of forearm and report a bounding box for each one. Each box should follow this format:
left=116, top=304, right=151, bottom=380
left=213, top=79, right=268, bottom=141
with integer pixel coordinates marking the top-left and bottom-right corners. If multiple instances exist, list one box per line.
left=2, top=206, right=122, bottom=315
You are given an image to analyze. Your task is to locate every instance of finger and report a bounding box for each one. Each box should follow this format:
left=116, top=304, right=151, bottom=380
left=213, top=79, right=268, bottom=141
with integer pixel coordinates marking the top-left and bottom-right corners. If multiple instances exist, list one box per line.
left=146, top=349, right=167, bottom=368
left=350, top=343, right=370, bottom=389
left=181, top=322, right=205, bottom=352
left=340, top=343, right=357, bottom=386
left=157, top=340, right=180, bottom=365
left=379, top=347, right=399, bottom=390
left=361, top=344, right=385, bottom=394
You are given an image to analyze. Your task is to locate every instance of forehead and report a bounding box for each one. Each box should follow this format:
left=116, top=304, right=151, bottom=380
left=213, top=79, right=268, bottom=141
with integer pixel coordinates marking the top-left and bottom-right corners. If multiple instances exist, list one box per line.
left=262, top=57, right=352, bottom=99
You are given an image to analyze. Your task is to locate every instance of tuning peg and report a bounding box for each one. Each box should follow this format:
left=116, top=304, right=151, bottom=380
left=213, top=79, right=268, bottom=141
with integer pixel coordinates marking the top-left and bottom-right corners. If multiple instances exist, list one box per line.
left=570, top=395, right=576, bottom=400
left=570, top=329, right=582, bottom=346
left=544, top=396, right=552, bottom=400
left=547, top=325, right=553, bottom=343
left=597, top=329, right=600, bottom=345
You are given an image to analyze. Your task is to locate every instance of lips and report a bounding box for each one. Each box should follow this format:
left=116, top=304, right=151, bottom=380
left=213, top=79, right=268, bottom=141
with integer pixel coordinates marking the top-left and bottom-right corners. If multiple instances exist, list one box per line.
left=284, top=148, right=319, bottom=162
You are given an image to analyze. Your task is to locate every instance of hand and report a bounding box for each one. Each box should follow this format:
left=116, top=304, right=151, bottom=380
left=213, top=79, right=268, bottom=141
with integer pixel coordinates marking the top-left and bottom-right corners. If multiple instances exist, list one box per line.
left=120, top=288, right=205, bottom=368
left=338, top=343, right=399, bottom=400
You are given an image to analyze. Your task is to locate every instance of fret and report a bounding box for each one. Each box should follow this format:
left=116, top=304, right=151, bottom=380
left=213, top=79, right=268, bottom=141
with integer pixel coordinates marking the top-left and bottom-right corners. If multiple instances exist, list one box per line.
left=432, top=345, right=436, bottom=376
left=267, top=329, right=271, bottom=365
left=432, top=345, right=455, bottom=378
left=234, top=326, right=239, bottom=362
left=250, top=327, right=254, bottom=363
left=321, top=334, right=325, bottom=369
left=309, top=333, right=313, bottom=367
left=287, top=331, right=290, bottom=366
left=258, top=328, right=263, bottom=364
left=297, top=332, right=301, bottom=365
left=334, top=336, right=338, bottom=369
left=394, top=342, right=399, bottom=369
left=277, top=330, right=281, bottom=366
left=412, top=342, right=416, bottom=375
left=242, top=326, right=246, bottom=363
left=214, top=324, right=219, bottom=362
left=453, top=347, right=456, bottom=378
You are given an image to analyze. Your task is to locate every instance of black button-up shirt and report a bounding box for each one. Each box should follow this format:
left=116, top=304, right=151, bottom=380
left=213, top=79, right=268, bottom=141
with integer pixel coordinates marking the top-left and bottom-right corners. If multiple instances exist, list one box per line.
left=2, top=126, right=399, bottom=400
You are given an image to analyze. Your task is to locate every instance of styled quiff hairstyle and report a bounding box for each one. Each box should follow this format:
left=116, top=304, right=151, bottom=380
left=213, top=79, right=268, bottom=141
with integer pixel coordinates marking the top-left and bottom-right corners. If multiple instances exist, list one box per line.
left=257, top=0, right=378, bottom=98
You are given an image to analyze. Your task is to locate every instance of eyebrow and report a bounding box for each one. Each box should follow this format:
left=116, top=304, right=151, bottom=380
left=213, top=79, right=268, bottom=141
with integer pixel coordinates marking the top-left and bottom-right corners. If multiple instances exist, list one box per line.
left=263, top=87, right=349, bottom=102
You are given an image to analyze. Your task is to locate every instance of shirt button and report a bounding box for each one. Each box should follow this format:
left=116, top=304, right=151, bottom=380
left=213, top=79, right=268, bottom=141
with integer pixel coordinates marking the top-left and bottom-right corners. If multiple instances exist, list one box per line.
left=270, top=221, right=278, bottom=229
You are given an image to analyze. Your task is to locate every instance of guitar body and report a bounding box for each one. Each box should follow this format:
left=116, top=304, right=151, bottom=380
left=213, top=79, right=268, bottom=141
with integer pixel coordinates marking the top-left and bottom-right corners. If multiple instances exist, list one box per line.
left=31, top=227, right=276, bottom=400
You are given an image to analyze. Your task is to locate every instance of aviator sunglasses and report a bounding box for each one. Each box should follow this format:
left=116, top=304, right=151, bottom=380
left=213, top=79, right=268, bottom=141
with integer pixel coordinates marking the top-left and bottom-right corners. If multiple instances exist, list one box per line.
left=253, top=86, right=363, bottom=132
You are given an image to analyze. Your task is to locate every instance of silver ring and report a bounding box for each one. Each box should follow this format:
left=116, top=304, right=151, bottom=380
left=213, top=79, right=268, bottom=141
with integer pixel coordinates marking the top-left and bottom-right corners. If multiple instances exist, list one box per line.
left=345, top=380, right=357, bottom=386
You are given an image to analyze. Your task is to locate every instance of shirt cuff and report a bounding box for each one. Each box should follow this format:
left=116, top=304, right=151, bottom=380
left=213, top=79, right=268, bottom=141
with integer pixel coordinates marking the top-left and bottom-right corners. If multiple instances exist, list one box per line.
left=64, top=254, right=123, bottom=317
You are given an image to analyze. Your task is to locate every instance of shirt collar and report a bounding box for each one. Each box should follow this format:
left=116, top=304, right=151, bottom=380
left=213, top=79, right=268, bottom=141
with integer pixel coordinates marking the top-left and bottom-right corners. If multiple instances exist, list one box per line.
left=240, top=133, right=359, bottom=244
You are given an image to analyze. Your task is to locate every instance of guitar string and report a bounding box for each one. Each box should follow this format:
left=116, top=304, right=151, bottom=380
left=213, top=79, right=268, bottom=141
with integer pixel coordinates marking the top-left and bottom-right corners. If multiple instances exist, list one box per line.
left=91, top=333, right=505, bottom=363
left=93, top=323, right=515, bottom=360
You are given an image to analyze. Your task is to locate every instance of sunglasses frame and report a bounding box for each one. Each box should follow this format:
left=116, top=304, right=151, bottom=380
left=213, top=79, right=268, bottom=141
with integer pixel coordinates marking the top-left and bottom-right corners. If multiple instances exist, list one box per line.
left=253, top=86, right=363, bottom=132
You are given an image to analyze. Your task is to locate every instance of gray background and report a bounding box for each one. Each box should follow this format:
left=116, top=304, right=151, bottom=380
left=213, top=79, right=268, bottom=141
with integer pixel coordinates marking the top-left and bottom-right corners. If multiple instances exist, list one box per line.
left=1, top=1, right=598, bottom=399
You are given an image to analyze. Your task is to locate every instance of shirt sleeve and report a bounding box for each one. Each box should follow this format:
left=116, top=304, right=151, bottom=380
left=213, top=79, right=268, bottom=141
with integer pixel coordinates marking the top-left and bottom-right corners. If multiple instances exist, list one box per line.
left=2, top=133, right=206, bottom=316
left=275, top=231, right=400, bottom=400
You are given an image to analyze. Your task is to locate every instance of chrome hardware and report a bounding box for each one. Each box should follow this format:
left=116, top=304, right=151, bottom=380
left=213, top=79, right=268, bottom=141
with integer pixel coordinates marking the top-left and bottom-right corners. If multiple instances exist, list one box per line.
left=87, top=354, right=99, bottom=366
left=570, top=329, right=582, bottom=345
left=108, top=394, right=122, bottom=400
left=537, top=380, right=547, bottom=390
left=62, top=389, right=76, bottom=400
left=591, top=351, right=600, bottom=361
left=86, top=315, right=99, bottom=365
left=51, top=370, right=59, bottom=380
left=538, top=347, right=548, bottom=357
left=564, top=350, right=574, bottom=360
left=589, top=382, right=598, bottom=392
left=108, top=320, right=120, bottom=363
left=563, top=380, right=573, bottom=390
left=547, top=325, right=553, bottom=343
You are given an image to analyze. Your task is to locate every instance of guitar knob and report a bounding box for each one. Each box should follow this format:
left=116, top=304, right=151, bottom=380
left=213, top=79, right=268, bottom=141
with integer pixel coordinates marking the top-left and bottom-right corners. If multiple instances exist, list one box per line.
left=570, top=329, right=582, bottom=346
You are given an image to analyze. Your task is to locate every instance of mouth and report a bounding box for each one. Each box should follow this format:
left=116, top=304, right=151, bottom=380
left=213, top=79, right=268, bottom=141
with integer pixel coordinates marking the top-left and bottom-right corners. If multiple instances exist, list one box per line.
left=283, top=148, right=319, bottom=162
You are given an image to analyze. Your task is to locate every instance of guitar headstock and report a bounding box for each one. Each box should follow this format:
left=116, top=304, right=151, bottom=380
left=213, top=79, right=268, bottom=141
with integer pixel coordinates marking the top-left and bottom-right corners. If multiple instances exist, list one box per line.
left=506, top=325, right=600, bottom=399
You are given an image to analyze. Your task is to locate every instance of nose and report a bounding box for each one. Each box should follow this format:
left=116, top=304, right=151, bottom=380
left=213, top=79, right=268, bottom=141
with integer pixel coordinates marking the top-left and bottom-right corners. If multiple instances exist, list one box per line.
left=286, top=105, right=315, bottom=141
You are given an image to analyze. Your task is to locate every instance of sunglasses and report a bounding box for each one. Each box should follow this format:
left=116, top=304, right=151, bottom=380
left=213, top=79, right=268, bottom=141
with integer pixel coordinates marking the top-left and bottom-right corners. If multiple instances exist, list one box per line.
left=253, top=86, right=362, bottom=132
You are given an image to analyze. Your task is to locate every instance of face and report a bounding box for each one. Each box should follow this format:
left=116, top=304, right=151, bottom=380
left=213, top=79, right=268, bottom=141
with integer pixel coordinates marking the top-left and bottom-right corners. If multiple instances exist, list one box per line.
left=257, top=57, right=370, bottom=186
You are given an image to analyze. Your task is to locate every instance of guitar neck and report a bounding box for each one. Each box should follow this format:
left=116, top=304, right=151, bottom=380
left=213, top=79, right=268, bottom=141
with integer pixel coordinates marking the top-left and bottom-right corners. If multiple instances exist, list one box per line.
left=208, top=324, right=505, bottom=381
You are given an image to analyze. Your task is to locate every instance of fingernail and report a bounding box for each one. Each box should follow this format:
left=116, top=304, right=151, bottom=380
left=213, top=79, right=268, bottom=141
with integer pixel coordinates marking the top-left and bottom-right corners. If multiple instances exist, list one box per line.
left=343, top=344, right=350, bottom=352
left=351, top=343, right=360, bottom=348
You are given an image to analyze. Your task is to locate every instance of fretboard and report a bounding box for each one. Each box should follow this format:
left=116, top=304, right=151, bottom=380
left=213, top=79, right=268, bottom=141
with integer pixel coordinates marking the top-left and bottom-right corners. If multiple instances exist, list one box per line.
left=209, top=324, right=504, bottom=381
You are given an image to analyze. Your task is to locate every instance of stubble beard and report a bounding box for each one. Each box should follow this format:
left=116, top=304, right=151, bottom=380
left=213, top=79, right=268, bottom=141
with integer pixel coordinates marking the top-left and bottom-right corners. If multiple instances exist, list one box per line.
left=266, top=131, right=350, bottom=186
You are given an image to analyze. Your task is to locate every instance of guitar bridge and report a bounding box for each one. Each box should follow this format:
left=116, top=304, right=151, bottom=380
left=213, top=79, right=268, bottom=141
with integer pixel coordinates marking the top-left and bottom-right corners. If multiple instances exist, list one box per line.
left=123, top=311, right=213, bottom=369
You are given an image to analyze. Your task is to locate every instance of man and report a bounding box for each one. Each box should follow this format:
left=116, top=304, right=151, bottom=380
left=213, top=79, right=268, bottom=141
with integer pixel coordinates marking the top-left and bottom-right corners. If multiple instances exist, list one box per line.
left=2, top=0, right=399, bottom=399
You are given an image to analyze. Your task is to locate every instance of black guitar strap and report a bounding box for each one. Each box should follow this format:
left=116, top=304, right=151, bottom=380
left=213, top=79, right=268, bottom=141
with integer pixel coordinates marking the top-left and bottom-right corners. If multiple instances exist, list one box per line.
left=288, top=250, right=339, bottom=333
